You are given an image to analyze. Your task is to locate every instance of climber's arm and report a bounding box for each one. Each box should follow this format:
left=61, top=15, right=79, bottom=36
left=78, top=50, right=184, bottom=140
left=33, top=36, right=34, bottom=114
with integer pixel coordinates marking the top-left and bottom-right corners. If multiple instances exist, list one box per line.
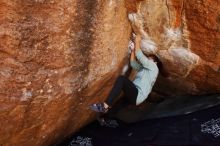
left=135, top=35, right=151, bottom=68
left=130, top=49, right=142, bottom=71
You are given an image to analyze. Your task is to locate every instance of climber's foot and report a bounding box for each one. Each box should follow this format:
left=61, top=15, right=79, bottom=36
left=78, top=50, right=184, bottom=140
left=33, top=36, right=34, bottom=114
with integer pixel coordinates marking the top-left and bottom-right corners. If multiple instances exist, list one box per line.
left=89, top=103, right=109, bottom=113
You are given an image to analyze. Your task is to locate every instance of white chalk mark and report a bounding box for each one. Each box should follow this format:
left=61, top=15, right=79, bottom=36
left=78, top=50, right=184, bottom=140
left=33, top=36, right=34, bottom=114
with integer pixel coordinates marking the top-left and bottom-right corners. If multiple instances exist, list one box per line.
left=170, top=48, right=199, bottom=64
left=141, top=38, right=158, bottom=55
left=165, top=27, right=182, bottom=41
left=69, top=136, right=92, bottom=146
left=21, top=88, right=32, bottom=101
left=169, top=48, right=200, bottom=77
left=201, top=118, right=220, bottom=138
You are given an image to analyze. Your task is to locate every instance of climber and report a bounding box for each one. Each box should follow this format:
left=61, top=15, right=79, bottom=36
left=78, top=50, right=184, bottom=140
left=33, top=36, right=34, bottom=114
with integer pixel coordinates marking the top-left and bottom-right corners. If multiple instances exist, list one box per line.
left=89, top=34, right=165, bottom=113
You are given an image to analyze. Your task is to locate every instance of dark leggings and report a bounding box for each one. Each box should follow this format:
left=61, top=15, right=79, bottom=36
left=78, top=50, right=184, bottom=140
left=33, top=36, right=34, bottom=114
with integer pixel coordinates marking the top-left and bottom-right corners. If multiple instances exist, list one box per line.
left=106, top=75, right=138, bottom=106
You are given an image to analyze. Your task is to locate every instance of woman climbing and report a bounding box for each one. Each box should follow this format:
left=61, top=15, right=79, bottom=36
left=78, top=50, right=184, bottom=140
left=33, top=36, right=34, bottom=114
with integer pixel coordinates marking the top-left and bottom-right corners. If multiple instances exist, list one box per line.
left=89, top=34, right=164, bottom=113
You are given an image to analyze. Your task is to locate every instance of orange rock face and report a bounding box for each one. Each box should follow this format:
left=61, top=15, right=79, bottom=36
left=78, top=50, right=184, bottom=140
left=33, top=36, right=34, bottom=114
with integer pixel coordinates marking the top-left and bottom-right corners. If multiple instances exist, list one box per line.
left=0, top=0, right=220, bottom=146
left=183, top=0, right=220, bottom=94
left=0, top=1, right=130, bottom=146
left=125, top=0, right=144, bottom=13
left=134, top=0, right=220, bottom=96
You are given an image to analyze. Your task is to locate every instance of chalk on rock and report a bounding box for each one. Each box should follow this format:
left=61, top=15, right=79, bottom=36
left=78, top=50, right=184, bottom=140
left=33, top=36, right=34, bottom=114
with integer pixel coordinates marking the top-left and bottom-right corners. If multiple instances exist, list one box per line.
left=165, top=27, right=182, bottom=41
left=169, top=47, right=200, bottom=64
left=128, top=13, right=136, bottom=22
left=140, top=39, right=158, bottom=55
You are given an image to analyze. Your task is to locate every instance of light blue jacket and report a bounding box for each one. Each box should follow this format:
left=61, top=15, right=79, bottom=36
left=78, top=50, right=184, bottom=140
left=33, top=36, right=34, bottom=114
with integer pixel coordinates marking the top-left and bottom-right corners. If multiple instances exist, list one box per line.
left=130, top=50, right=159, bottom=105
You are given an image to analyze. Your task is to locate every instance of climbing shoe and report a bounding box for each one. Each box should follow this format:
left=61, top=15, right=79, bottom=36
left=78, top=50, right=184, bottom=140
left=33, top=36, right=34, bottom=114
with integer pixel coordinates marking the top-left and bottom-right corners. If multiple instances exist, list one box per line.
left=89, top=103, right=109, bottom=113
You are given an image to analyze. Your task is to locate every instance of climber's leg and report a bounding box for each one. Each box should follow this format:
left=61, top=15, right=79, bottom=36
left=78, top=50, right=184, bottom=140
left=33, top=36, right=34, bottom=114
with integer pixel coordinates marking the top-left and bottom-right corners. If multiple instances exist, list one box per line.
left=105, top=75, right=138, bottom=106
left=89, top=75, right=138, bottom=113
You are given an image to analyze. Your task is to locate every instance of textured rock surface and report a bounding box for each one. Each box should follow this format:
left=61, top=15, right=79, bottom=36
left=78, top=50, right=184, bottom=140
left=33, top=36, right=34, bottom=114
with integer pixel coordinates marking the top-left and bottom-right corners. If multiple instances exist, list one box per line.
left=0, top=0, right=130, bottom=146
left=134, top=0, right=220, bottom=96
left=0, top=0, right=220, bottom=146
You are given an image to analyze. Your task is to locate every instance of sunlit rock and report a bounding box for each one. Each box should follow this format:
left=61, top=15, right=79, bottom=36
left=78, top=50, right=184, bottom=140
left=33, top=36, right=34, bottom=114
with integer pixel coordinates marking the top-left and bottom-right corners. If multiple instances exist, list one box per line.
left=131, top=0, right=220, bottom=95
left=0, top=1, right=130, bottom=146
left=0, top=0, right=220, bottom=146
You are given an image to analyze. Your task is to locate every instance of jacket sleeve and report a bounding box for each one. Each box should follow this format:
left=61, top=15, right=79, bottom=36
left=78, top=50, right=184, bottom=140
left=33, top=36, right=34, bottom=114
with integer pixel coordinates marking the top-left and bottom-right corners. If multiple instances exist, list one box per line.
left=130, top=60, right=142, bottom=71
left=135, top=49, right=152, bottom=69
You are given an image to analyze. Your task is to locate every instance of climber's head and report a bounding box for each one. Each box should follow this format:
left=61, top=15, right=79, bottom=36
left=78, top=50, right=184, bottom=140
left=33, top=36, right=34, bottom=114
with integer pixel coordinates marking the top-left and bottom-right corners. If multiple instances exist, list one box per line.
left=147, top=54, right=169, bottom=77
left=147, top=54, right=160, bottom=64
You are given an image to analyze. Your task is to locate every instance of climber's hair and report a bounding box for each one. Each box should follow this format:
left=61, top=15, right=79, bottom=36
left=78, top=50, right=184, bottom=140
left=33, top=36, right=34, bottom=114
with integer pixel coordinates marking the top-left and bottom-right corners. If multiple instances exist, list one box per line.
left=147, top=54, right=169, bottom=77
